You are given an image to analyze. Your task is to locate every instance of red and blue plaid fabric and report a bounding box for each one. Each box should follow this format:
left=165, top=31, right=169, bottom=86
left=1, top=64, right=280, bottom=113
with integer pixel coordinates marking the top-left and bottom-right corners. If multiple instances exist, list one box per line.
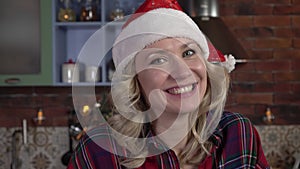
left=67, top=112, right=270, bottom=169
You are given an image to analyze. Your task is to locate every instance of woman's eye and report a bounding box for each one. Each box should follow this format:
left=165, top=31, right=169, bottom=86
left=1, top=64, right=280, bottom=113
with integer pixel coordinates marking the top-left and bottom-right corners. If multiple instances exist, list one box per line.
left=183, top=49, right=195, bottom=58
left=150, top=58, right=167, bottom=65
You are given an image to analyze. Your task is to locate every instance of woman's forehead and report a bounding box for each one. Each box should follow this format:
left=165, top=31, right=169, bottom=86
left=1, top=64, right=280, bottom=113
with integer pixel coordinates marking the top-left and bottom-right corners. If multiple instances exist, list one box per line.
left=134, top=38, right=201, bottom=60
left=145, top=37, right=197, bottom=49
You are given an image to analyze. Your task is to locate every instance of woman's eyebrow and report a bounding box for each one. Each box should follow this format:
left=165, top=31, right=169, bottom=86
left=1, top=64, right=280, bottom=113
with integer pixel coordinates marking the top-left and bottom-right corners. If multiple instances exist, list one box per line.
left=148, top=50, right=167, bottom=59
left=180, top=41, right=197, bottom=50
left=140, top=49, right=166, bottom=60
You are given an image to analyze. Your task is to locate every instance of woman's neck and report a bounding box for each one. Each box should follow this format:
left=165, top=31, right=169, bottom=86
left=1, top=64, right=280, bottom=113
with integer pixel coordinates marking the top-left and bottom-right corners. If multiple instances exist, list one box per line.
left=152, top=111, right=195, bottom=155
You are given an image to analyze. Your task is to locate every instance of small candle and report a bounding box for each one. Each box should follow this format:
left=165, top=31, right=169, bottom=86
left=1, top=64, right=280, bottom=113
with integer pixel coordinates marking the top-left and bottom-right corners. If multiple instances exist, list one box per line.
left=22, top=119, right=27, bottom=144
left=37, top=109, right=43, bottom=125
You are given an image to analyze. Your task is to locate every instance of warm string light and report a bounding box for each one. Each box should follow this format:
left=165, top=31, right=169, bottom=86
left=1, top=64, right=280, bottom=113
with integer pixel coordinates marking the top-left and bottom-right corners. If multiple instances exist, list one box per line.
left=63, top=14, right=69, bottom=20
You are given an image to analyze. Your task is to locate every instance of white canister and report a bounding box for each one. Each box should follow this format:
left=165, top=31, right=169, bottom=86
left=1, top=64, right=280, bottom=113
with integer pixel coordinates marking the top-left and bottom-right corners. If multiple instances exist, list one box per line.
left=85, top=66, right=100, bottom=82
left=62, top=59, right=80, bottom=83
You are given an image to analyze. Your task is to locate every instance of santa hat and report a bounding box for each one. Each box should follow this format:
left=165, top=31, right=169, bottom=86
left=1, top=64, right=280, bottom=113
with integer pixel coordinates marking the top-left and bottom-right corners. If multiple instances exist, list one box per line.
left=112, top=0, right=235, bottom=73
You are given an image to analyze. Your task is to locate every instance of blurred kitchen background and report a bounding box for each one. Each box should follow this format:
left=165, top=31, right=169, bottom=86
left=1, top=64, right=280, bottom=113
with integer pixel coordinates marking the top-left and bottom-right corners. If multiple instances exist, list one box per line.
left=0, top=0, right=299, bottom=169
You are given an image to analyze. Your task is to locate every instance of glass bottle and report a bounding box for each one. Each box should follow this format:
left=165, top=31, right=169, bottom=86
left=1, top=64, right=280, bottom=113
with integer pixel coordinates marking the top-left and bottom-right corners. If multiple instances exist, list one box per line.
left=58, top=0, right=76, bottom=22
left=80, top=0, right=99, bottom=21
left=110, top=0, right=124, bottom=21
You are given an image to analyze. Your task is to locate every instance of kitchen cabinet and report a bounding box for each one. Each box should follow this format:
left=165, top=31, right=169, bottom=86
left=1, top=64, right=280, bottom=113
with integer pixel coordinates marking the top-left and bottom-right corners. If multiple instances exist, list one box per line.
left=52, top=0, right=144, bottom=86
left=0, top=0, right=52, bottom=86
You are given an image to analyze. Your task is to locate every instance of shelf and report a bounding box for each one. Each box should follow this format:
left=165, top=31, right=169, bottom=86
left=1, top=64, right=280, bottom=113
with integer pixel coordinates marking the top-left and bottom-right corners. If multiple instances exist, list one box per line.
left=55, top=21, right=103, bottom=27
left=54, top=82, right=111, bottom=87
left=104, top=21, right=126, bottom=27
left=52, top=0, right=144, bottom=86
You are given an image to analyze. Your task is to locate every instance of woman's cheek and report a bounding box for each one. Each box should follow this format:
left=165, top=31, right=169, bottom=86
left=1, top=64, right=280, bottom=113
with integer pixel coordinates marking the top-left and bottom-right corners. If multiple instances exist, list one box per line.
left=137, top=70, right=168, bottom=95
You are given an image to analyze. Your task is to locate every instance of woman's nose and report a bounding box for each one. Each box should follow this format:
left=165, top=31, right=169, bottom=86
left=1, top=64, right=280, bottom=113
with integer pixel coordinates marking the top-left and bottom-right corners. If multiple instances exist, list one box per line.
left=168, top=57, right=192, bottom=81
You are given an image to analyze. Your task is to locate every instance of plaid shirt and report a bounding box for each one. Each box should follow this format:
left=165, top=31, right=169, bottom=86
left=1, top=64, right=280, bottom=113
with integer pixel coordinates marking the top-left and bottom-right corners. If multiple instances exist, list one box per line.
left=67, top=112, right=270, bottom=169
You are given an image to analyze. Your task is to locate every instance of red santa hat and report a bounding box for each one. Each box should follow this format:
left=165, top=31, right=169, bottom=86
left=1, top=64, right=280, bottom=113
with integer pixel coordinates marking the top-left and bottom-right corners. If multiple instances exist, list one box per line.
left=112, top=0, right=235, bottom=72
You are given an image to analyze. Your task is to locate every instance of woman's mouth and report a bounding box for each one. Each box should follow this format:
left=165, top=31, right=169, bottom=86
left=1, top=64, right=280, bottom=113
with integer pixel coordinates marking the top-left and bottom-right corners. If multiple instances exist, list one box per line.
left=166, top=83, right=197, bottom=95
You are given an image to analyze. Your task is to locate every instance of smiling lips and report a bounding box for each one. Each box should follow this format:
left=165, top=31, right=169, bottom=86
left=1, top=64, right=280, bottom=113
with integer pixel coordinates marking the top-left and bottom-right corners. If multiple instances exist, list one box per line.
left=166, top=83, right=197, bottom=95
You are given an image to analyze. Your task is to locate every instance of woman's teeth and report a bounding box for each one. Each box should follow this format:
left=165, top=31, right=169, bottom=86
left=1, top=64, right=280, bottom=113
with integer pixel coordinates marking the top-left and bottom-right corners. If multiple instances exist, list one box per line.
left=167, top=84, right=195, bottom=94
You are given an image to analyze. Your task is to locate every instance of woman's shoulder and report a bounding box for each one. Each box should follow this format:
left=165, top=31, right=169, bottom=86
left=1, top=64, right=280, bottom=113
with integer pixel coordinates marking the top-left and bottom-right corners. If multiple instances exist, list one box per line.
left=211, top=111, right=255, bottom=147
left=67, top=124, right=122, bottom=169
left=211, top=111, right=270, bottom=168
left=77, top=123, right=124, bottom=156
left=217, top=111, right=252, bottom=130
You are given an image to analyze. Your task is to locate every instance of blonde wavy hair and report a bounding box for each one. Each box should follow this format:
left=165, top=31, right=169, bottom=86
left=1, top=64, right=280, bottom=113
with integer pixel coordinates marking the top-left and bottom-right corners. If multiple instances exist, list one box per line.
left=108, top=46, right=230, bottom=168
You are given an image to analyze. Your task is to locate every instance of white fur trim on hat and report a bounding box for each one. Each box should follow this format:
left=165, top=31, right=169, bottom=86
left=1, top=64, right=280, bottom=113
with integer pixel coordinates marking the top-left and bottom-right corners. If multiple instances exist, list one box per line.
left=112, top=8, right=209, bottom=69
left=220, top=54, right=236, bottom=73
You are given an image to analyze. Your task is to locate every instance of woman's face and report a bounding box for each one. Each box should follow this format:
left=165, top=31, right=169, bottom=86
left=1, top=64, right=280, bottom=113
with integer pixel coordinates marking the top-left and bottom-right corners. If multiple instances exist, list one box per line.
left=135, top=38, right=207, bottom=116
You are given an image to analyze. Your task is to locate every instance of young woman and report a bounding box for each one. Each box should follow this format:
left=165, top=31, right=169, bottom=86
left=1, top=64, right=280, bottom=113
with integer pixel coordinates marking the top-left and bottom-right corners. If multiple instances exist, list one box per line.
left=67, top=0, right=269, bottom=168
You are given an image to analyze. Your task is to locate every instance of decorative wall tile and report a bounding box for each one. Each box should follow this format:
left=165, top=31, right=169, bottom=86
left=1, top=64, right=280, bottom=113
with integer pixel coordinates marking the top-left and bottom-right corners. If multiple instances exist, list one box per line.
left=0, top=127, right=68, bottom=169
left=255, top=125, right=300, bottom=169
left=0, top=128, right=16, bottom=169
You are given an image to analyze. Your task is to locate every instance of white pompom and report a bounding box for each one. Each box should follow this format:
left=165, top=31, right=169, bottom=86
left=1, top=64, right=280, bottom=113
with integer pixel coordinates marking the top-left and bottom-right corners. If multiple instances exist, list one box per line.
left=220, top=54, right=236, bottom=73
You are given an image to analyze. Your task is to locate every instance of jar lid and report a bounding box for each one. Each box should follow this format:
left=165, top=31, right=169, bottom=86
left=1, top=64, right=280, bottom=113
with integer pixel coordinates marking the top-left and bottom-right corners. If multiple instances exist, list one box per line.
left=64, top=59, right=75, bottom=64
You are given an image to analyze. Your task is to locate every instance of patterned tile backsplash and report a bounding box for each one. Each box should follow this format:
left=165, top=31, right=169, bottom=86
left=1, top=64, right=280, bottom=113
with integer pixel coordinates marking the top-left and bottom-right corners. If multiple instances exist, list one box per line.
left=0, top=125, right=299, bottom=169
left=0, top=127, right=69, bottom=169
left=256, top=125, right=300, bottom=169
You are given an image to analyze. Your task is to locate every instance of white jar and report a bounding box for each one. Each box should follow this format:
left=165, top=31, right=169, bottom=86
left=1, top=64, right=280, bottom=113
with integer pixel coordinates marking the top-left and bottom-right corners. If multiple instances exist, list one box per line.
left=62, top=60, right=80, bottom=83
left=85, top=66, right=99, bottom=82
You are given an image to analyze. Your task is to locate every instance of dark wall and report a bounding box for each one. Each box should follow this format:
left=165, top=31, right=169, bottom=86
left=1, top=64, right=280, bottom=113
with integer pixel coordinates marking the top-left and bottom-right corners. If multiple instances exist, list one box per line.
left=220, top=0, right=300, bottom=124
left=0, top=87, right=109, bottom=127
